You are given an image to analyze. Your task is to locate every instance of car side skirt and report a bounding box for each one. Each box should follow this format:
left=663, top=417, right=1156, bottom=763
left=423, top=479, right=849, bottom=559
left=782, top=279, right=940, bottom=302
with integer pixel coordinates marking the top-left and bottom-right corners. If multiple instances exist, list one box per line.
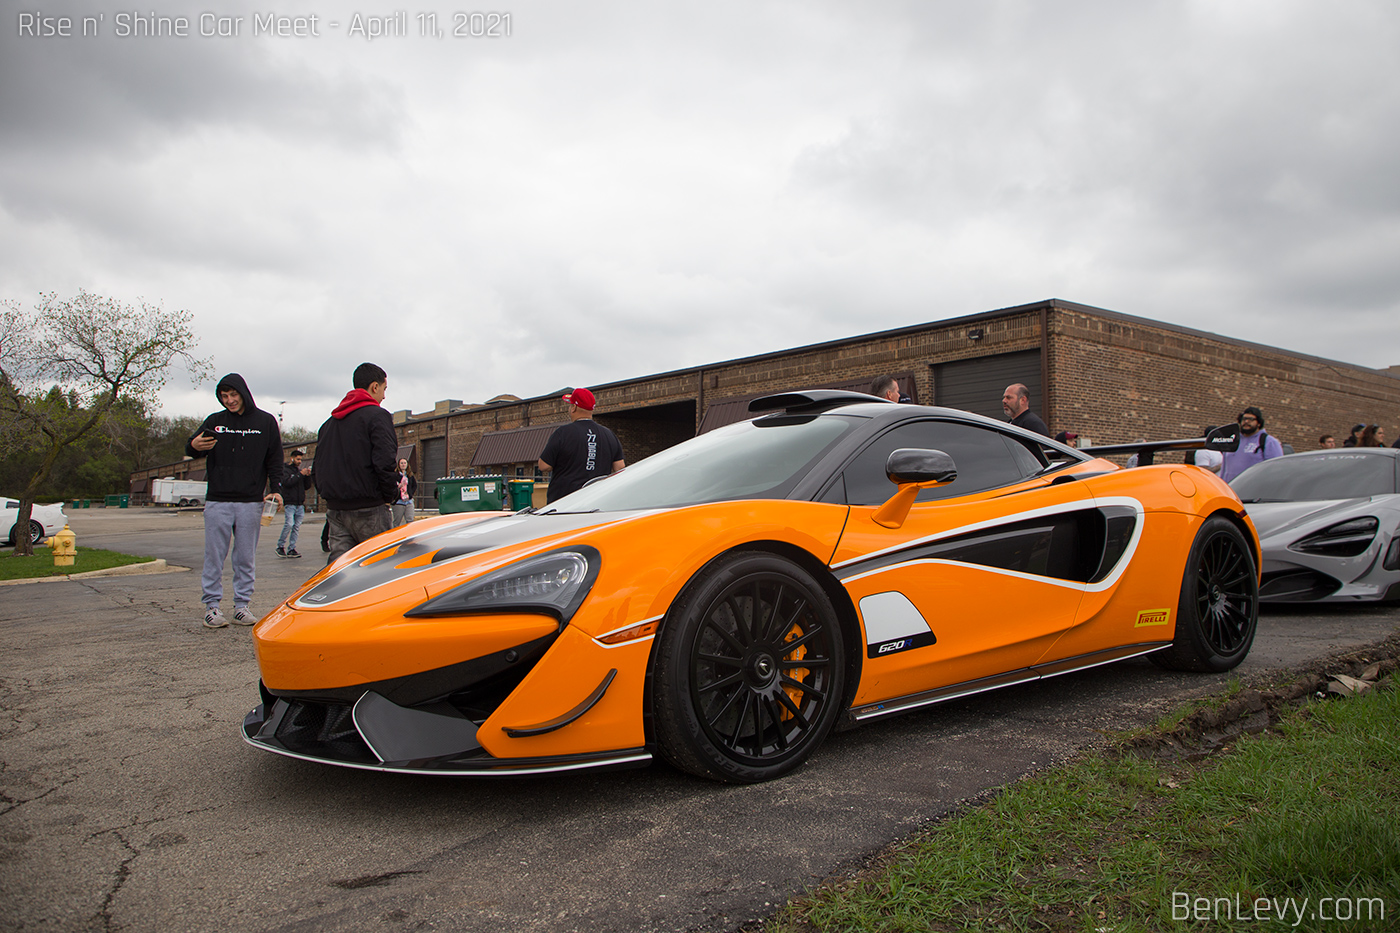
left=845, top=642, right=1171, bottom=724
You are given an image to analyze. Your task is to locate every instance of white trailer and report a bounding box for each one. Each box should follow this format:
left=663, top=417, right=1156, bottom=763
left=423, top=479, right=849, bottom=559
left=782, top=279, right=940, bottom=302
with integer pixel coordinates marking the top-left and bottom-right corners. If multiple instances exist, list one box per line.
left=151, top=478, right=208, bottom=507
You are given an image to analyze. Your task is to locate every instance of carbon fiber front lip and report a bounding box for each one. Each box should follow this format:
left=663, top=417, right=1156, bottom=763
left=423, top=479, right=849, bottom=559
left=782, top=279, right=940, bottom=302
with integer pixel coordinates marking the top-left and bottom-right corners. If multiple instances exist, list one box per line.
left=241, top=706, right=651, bottom=777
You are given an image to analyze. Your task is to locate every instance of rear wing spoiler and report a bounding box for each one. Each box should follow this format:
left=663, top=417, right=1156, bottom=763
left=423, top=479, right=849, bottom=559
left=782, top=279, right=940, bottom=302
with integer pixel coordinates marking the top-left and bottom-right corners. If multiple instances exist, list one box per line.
left=1079, top=424, right=1241, bottom=468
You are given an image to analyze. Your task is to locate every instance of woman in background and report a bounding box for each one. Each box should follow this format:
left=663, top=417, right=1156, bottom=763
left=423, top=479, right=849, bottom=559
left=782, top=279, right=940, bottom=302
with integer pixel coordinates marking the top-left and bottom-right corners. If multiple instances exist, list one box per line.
left=1358, top=424, right=1386, bottom=447
left=392, top=458, right=417, bottom=527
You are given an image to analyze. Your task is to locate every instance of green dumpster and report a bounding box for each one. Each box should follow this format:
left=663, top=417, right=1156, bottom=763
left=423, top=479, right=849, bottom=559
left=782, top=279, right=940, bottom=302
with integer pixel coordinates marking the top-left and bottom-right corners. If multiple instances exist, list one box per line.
left=435, top=475, right=506, bottom=513
left=507, top=479, right=534, bottom=510
left=104, top=494, right=130, bottom=508
left=81, top=499, right=91, bottom=508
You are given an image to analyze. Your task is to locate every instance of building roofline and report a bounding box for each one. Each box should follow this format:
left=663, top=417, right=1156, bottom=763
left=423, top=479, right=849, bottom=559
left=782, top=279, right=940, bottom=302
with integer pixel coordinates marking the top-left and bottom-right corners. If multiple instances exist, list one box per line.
left=565, top=298, right=1395, bottom=399
left=402, top=298, right=1395, bottom=417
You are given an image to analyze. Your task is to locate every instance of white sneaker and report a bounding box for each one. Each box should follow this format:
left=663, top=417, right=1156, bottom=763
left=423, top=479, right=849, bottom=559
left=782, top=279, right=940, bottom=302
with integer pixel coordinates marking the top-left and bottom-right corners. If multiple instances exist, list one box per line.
left=230, top=607, right=258, bottom=626
left=203, top=607, right=227, bottom=628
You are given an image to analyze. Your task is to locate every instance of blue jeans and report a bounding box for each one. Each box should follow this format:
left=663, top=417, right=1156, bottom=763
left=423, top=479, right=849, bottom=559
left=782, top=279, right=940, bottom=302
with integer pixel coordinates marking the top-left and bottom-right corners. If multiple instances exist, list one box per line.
left=278, top=504, right=305, bottom=551
left=202, top=500, right=264, bottom=608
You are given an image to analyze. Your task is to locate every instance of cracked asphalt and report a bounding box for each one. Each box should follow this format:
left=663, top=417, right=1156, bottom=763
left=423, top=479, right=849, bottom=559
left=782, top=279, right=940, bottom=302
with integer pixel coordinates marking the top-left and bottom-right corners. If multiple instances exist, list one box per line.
left=2, top=508, right=1397, bottom=932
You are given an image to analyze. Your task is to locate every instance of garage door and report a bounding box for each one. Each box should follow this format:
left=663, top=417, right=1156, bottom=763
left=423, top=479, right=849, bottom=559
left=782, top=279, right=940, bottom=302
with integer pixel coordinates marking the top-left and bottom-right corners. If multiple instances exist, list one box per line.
left=421, top=438, right=447, bottom=507
left=932, top=350, right=1042, bottom=422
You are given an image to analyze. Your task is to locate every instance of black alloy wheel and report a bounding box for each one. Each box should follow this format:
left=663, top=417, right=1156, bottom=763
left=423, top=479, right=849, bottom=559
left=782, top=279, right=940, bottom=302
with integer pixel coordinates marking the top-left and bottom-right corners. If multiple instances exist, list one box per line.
left=652, top=552, right=847, bottom=783
left=1153, top=516, right=1258, bottom=672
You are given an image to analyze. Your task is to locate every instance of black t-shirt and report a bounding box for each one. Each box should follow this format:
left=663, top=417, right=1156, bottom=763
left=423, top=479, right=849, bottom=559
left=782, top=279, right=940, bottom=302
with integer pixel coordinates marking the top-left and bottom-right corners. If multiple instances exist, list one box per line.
left=539, top=419, right=623, bottom=502
left=1010, top=409, right=1051, bottom=437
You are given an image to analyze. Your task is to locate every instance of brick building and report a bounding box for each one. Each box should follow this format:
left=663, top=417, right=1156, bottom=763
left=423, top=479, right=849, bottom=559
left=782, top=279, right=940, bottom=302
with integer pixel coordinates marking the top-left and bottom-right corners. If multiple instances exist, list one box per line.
left=129, top=299, right=1400, bottom=507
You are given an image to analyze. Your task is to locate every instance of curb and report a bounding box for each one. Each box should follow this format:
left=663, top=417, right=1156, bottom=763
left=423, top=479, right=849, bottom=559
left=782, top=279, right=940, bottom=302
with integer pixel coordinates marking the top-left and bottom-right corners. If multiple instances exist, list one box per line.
left=0, top=559, right=189, bottom=587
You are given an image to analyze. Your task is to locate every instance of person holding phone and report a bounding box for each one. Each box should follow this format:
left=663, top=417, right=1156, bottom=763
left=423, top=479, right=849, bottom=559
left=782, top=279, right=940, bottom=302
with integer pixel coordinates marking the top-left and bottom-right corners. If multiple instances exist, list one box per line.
left=186, top=373, right=283, bottom=629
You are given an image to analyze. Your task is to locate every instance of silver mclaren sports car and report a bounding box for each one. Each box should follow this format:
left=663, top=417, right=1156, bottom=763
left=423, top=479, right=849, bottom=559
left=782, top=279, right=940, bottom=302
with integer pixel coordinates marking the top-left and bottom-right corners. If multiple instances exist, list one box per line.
left=1231, top=447, right=1400, bottom=603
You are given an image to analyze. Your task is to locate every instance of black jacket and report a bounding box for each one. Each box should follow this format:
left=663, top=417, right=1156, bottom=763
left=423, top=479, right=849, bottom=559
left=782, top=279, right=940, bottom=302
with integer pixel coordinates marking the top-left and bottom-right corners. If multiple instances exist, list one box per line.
left=281, top=462, right=313, bottom=506
left=185, top=373, right=283, bottom=503
left=312, top=401, right=399, bottom=510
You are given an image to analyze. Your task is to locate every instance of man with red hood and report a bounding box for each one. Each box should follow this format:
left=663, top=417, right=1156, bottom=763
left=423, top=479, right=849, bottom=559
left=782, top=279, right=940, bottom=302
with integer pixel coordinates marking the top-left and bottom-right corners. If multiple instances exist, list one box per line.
left=312, top=362, right=399, bottom=563
left=186, top=373, right=283, bottom=628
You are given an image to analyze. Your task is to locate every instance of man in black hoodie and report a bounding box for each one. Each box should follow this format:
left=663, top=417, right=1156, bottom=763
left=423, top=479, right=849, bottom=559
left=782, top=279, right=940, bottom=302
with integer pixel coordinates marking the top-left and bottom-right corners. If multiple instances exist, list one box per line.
left=187, top=374, right=283, bottom=629
left=313, top=362, right=399, bottom=563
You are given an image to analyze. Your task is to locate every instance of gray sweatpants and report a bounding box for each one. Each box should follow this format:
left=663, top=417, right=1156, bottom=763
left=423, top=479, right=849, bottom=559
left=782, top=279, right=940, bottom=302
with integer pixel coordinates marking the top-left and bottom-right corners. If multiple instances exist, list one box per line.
left=202, top=500, right=264, bottom=608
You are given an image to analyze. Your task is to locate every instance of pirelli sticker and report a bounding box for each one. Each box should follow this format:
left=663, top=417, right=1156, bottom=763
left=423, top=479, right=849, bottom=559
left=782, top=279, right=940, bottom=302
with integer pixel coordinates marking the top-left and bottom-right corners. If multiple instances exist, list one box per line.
left=1135, top=608, right=1171, bottom=628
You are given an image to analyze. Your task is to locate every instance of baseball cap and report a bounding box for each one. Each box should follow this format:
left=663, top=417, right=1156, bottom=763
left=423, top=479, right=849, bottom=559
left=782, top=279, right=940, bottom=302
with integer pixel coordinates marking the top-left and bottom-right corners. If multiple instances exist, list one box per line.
left=563, top=387, right=596, bottom=411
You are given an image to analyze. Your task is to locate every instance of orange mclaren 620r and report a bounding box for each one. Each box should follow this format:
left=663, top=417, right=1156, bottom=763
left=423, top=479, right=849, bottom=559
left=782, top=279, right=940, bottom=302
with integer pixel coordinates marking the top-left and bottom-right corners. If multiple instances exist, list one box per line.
left=245, top=391, right=1257, bottom=783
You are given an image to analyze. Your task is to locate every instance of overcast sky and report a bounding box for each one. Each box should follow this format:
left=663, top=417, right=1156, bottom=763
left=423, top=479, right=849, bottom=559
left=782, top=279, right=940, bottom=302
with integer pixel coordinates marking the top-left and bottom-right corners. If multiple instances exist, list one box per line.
left=3, top=0, right=1398, bottom=434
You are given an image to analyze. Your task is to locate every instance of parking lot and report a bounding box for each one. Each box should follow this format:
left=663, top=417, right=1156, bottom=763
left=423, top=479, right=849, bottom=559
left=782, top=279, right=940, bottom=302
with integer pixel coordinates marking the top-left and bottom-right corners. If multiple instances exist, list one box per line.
left=2, top=507, right=1398, bottom=932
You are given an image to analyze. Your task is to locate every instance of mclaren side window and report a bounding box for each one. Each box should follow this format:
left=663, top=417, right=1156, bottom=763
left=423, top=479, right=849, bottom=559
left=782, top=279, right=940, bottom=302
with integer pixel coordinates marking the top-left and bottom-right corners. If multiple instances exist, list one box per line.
left=832, top=420, right=1040, bottom=506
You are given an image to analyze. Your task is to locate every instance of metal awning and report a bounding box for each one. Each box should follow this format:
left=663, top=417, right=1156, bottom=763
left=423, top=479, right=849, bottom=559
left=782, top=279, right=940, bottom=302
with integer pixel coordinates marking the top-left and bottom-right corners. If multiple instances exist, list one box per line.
left=471, top=423, right=566, bottom=467
left=697, top=396, right=760, bottom=434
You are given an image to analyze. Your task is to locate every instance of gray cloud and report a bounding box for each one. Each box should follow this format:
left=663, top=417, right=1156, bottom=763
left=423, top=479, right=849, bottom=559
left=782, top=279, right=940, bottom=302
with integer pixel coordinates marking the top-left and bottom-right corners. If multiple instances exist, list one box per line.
left=0, top=6, right=405, bottom=155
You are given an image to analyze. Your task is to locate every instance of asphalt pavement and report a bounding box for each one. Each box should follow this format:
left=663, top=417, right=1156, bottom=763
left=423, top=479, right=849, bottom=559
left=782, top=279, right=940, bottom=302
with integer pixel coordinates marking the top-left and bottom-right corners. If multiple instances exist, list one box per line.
left=2, top=507, right=1397, bottom=932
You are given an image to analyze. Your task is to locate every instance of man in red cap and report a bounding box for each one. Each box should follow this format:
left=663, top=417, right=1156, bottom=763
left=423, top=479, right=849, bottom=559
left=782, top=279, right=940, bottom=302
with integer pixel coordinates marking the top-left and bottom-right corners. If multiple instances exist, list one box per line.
left=537, top=387, right=625, bottom=503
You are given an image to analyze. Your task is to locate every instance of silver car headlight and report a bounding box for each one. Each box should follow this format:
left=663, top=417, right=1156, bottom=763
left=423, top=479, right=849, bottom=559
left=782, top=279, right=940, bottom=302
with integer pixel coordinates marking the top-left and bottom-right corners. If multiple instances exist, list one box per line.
left=1289, top=517, right=1378, bottom=558
left=405, top=546, right=600, bottom=623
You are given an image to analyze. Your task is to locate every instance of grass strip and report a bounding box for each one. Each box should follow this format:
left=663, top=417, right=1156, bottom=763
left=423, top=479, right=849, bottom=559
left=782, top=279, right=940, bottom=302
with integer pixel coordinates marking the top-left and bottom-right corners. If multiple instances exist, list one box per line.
left=0, top=547, right=155, bottom=581
left=772, top=680, right=1399, bottom=932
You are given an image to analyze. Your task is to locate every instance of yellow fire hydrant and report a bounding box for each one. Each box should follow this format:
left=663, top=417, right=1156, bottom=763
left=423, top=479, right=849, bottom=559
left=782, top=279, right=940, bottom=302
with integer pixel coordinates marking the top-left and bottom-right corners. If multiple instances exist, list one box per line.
left=49, top=524, right=76, bottom=567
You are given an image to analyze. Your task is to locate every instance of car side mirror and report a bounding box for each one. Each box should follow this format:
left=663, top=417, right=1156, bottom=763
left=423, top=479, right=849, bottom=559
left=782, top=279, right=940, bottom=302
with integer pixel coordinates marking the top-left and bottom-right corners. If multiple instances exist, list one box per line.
left=885, top=448, right=957, bottom=486
left=874, top=449, right=957, bottom=529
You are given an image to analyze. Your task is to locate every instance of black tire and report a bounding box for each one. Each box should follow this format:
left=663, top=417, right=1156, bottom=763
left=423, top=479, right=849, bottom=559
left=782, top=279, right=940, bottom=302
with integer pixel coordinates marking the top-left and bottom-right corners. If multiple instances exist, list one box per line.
left=1153, top=516, right=1258, bottom=672
left=28, top=521, right=43, bottom=545
left=652, top=552, right=846, bottom=783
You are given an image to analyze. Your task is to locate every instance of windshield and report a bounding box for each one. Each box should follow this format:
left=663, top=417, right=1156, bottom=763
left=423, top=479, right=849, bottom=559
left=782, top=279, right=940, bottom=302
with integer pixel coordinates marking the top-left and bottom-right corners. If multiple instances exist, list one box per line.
left=1230, top=452, right=1397, bottom=502
left=538, top=414, right=861, bottom=512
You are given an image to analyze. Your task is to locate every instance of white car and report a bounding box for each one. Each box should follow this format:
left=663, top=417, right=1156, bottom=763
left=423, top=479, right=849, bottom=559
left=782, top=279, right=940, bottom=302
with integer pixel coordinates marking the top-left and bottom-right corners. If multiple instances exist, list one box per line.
left=4, top=498, right=69, bottom=547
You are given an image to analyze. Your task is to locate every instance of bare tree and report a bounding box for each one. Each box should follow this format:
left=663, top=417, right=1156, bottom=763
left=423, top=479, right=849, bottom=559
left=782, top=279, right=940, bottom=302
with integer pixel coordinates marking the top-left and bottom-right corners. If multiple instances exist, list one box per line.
left=0, top=291, right=209, bottom=556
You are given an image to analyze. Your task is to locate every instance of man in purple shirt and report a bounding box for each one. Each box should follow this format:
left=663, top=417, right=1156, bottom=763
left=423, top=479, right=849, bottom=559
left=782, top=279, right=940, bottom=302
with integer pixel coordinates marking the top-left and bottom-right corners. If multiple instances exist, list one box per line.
left=1220, top=406, right=1284, bottom=482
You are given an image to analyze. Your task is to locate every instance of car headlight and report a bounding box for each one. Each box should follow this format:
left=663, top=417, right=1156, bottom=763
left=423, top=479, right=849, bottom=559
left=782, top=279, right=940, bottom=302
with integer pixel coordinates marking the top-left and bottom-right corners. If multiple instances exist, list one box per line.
left=405, top=546, right=600, bottom=622
left=1289, top=517, right=1378, bottom=558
